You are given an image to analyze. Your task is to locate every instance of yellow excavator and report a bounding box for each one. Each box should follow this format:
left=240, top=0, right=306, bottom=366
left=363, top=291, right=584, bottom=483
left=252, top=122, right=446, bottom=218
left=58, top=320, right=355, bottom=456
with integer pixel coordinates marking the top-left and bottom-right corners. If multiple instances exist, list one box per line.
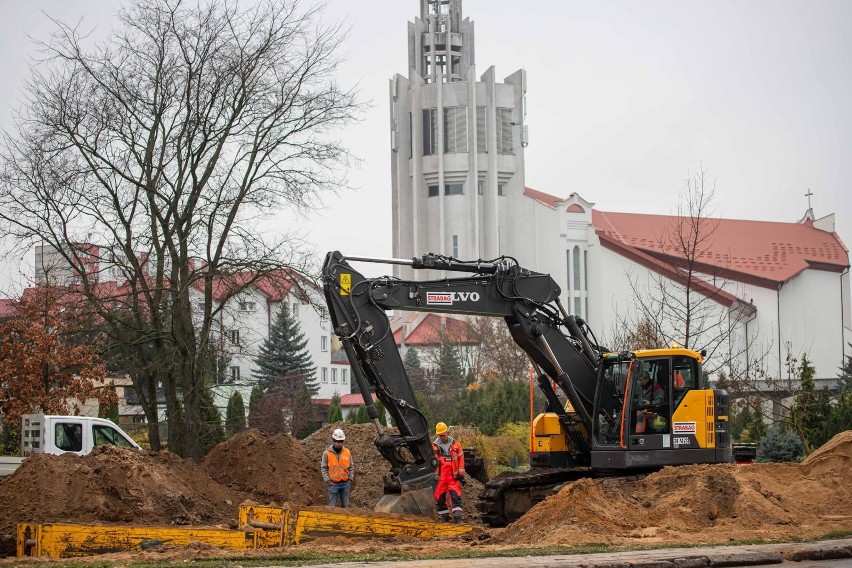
left=322, top=251, right=732, bottom=525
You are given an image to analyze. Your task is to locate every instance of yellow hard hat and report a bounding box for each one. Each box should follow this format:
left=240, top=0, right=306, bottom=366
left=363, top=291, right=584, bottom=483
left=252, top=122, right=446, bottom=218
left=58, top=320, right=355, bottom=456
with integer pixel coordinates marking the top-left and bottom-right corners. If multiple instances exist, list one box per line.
left=435, top=422, right=448, bottom=435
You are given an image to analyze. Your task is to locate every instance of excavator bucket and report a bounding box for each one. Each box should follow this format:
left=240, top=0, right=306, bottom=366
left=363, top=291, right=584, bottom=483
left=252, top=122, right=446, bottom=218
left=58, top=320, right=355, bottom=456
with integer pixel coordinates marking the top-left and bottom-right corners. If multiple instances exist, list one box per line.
left=374, top=486, right=437, bottom=517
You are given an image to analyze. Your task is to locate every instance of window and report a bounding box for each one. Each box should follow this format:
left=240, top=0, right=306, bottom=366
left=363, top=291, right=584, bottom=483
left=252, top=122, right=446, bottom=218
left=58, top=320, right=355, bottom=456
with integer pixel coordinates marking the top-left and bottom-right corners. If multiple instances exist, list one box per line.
left=342, top=369, right=348, bottom=384
left=55, top=423, right=82, bottom=452
left=332, top=369, right=338, bottom=384
left=422, top=108, right=438, bottom=155
left=322, top=368, right=328, bottom=383
left=292, top=303, right=299, bottom=317
left=428, top=183, right=464, bottom=197
left=452, top=235, right=459, bottom=258
left=229, top=329, right=240, bottom=344
left=476, top=106, right=486, bottom=151
left=496, top=108, right=513, bottom=154
left=477, top=181, right=483, bottom=195
left=498, top=184, right=505, bottom=196
left=230, top=366, right=240, bottom=381
left=239, top=301, right=256, bottom=312
left=572, top=246, right=581, bottom=291
left=321, top=335, right=328, bottom=351
left=443, top=106, right=468, bottom=153
left=93, top=425, right=134, bottom=448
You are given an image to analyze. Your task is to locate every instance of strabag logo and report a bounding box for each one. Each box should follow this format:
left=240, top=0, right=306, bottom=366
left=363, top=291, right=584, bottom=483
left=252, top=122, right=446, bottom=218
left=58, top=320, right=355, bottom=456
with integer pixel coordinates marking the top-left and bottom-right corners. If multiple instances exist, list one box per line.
left=673, top=422, right=696, bottom=434
left=426, top=291, right=480, bottom=305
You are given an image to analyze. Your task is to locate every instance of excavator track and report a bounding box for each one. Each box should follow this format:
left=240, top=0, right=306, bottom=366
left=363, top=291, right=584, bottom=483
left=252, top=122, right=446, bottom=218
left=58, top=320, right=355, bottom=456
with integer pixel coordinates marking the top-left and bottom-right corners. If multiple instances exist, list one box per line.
left=477, top=467, right=649, bottom=527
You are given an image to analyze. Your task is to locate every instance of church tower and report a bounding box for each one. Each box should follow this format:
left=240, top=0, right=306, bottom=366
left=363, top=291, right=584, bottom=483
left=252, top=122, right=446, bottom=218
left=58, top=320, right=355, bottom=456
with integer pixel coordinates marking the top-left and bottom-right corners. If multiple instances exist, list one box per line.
left=390, top=0, right=529, bottom=278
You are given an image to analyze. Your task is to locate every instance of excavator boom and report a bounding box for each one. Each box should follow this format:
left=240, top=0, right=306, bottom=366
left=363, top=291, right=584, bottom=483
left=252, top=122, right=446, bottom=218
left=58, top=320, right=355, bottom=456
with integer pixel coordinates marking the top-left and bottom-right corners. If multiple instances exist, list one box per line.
left=322, top=251, right=605, bottom=515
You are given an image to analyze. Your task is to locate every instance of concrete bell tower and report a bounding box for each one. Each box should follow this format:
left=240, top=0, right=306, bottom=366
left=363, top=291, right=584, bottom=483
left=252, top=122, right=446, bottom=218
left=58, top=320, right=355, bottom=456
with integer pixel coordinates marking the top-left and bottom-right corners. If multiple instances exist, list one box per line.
left=390, top=0, right=529, bottom=278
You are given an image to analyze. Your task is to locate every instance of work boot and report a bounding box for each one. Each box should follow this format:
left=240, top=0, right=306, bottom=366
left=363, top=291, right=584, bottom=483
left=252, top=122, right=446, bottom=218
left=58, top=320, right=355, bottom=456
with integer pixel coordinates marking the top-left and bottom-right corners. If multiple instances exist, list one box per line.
left=439, top=513, right=450, bottom=523
left=452, top=512, right=462, bottom=524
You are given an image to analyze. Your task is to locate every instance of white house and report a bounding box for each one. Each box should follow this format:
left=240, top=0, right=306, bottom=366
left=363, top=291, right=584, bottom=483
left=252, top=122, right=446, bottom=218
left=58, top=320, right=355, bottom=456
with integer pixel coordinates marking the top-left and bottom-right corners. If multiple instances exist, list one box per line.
left=192, top=270, right=351, bottom=416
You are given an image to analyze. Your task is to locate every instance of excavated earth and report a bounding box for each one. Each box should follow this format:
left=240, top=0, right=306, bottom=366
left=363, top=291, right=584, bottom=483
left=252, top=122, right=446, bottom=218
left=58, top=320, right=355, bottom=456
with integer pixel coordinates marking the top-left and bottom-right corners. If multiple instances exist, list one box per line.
left=0, top=428, right=848, bottom=561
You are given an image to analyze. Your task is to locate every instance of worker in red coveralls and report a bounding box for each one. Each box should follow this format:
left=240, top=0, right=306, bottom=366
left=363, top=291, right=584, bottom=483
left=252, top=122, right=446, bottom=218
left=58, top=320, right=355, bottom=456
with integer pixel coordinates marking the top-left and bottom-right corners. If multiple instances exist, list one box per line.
left=432, top=421, right=465, bottom=523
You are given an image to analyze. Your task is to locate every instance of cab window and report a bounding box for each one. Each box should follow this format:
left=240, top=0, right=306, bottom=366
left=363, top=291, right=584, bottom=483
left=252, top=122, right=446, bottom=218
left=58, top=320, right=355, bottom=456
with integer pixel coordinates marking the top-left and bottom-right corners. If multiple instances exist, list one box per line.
left=672, top=355, right=698, bottom=407
left=55, top=423, right=83, bottom=452
left=92, top=424, right=134, bottom=448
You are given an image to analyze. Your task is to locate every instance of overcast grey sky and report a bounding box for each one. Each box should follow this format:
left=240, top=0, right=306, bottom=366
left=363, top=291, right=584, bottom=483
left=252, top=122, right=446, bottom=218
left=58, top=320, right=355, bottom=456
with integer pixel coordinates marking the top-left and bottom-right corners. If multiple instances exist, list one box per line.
left=1, top=0, right=850, bottom=291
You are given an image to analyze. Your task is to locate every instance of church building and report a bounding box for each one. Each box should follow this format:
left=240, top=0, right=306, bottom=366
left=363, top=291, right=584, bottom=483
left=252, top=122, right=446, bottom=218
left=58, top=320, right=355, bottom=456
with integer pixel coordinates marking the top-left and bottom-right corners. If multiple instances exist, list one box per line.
left=390, top=0, right=851, bottom=388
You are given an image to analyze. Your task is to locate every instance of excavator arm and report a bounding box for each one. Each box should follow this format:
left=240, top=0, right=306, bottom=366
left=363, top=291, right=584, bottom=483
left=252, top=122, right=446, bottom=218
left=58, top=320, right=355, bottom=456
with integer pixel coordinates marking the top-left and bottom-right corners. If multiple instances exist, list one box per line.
left=321, top=251, right=607, bottom=516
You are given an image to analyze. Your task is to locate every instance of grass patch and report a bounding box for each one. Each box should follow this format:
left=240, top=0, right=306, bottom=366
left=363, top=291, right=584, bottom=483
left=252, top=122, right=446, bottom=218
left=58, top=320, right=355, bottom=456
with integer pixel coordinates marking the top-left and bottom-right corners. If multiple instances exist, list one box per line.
left=11, top=531, right=852, bottom=568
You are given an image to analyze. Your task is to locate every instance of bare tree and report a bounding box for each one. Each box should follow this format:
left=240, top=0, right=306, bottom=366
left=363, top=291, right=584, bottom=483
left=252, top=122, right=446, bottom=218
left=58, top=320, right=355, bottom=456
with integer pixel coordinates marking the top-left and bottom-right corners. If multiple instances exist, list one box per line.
left=614, top=167, right=756, bottom=376
left=466, top=316, right=529, bottom=382
left=0, top=0, right=361, bottom=458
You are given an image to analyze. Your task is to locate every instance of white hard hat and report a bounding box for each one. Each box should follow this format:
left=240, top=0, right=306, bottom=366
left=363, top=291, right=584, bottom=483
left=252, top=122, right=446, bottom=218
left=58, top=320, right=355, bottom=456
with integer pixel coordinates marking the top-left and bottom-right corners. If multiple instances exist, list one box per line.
left=332, top=428, right=345, bottom=441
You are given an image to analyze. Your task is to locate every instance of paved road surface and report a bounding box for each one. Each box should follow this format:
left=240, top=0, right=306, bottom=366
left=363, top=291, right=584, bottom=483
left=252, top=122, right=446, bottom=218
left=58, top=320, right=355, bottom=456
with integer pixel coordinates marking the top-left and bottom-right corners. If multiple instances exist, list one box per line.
left=258, top=538, right=852, bottom=567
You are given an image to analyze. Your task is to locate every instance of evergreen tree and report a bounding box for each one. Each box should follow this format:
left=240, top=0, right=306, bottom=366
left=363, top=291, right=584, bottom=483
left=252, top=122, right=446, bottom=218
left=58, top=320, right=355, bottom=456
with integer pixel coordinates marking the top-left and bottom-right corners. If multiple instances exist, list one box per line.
left=353, top=404, right=369, bottom=424
left=757, top=426, right=804, bottom=462
left=198, top=387, right=225, bottom=456
left=790, top=355, right=832, bottom=453
left=376, top=399, right=388, bottom=426
left=403, top=348, right=426, bottom=392
left=743, top=400, right=768, bottom=443
left=99, top=381, right=120, bottom=423
left=839, top=343, right=852, bottom=392
left=253, top=306, right=318, bottom=396
left=248, top=385, right=265, bottom=429
left=821, top=389, right=852, bottom=444
left=436, top=335, right=465, bottom=388
left=327, top=393, right=343, bottom=423
left=225, top=391, right=246, bottom=437
left=291, top=383, right=318, bottom=439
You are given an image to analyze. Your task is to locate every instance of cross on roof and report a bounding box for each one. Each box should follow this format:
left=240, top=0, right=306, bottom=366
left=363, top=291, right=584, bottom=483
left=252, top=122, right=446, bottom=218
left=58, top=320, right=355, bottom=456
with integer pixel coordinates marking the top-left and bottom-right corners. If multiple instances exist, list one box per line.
left=805, top=188, right=814, bottom=210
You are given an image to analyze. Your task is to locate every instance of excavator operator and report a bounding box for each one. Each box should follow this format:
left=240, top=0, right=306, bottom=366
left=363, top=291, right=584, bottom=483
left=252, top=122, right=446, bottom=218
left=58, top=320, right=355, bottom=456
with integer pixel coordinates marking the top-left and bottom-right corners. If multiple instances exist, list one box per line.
left=432, top=422, right=465, bottom=523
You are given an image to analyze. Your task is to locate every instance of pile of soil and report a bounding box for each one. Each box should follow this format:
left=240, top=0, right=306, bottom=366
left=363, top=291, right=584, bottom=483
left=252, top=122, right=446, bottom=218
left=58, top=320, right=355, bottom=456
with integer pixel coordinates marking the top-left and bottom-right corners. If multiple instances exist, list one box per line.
left=0, top=445, right=248, bottom=556
left=203, top=429, right=324, bottom=505
left=302, top=423, right=484, bottom=523
left=1, top=426, right=848, bottom=560
left=500, top=430, right=852, bottom=547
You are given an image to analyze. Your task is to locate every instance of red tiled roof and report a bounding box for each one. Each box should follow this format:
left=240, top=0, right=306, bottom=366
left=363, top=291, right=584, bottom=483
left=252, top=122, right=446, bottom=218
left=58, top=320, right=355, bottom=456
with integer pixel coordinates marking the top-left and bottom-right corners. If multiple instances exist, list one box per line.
left=524, top=187, right=560, bottom=209
left=522, top=187, right=849, bottom=289
left=312, top=393, right=377, bottom=407
left=592, top=210, right=849, bottom=287
left=199, top=268, right=318, bottom=302
left=397, top=314, right=479, bottom=346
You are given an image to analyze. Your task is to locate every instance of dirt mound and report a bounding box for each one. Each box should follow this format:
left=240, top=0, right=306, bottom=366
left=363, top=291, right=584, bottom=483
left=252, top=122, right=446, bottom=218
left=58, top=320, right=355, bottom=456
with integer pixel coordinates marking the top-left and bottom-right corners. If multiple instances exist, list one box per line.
left=0, top=445, right=248, bottom=557
left=501, top=430, right=852, bottom=547
left=302, top=423, right=484, bottom=523
left=203, top=429, right=324, bottom=505
left=303, top=422, right=390, bottom=510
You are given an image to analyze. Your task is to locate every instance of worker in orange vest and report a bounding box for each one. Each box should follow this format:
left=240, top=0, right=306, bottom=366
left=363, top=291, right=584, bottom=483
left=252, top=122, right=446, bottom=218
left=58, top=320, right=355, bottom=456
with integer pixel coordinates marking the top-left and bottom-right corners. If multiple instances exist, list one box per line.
left=321, top=428, right=354, bottom=508
left=432, top=422, right=465, bottom=523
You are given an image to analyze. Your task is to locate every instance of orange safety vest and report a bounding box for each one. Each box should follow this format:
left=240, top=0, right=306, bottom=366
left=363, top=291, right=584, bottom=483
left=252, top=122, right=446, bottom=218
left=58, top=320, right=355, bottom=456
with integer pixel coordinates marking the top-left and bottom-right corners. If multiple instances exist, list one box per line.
left=326, top=447, right=352, bottom=482
left=432, top=439, right=465, bottom=478
left=674, top=371, right=686, bottom=387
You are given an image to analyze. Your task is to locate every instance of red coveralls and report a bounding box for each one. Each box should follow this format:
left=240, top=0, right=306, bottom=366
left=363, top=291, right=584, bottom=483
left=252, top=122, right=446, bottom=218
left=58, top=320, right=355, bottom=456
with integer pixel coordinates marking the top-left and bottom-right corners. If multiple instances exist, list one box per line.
left=433, top=436, right=465, bottom=521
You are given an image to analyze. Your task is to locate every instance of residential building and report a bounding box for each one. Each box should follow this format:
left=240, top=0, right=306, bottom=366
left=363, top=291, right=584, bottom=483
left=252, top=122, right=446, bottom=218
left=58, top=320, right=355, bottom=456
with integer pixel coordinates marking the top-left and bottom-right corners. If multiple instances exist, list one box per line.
left=29, top=246, right=349, bottom=422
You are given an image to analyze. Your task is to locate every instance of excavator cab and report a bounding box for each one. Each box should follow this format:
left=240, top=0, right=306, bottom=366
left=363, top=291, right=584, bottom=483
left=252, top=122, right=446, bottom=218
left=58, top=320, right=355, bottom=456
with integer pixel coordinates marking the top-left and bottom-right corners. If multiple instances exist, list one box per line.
left=588, top=349, right=728, bottom=469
